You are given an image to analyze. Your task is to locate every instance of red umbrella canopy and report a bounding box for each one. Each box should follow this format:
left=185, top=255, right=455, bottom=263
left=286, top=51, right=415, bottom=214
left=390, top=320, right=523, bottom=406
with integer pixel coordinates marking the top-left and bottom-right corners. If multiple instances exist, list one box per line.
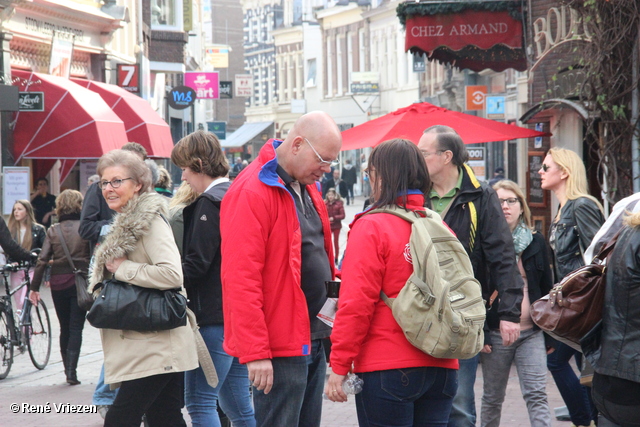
left=12, top=70, right=128, bottom=162
left=71, top=79, right=173, bottom=158
left=340, top=103, right=549, bottom=151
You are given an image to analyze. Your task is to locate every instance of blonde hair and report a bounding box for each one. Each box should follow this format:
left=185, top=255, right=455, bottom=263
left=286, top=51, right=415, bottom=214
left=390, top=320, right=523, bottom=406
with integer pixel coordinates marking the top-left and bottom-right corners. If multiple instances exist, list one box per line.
left=56, top=189, right=83, bottom=217
left=492, top=180, right=533, bottom=229
left=97, top=149, right=152, bottom=194
left=549, top=147, right=603, bottom=214
left=324, top=188, right=341, bottom=203
left=169, top=181, right=199, bottom=208
left=8, top=200, right=37, bottom=250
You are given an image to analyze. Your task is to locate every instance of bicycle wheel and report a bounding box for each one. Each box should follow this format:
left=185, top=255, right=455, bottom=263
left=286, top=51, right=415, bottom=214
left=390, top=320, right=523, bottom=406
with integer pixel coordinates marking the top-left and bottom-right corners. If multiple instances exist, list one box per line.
left=0, top=308, right=13, bottom=379
left=26, top=300, right=51, bottom=370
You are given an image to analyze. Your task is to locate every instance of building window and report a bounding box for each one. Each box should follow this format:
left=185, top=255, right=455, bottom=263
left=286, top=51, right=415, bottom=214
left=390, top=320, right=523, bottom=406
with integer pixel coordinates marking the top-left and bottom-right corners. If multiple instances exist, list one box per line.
left=306, top=58, right=316, bottom=87
left=326, top=37, right=332, bottom=96
left=336, top=35, right=343, bottom=95
left=151, top=0, right=176, bottom=27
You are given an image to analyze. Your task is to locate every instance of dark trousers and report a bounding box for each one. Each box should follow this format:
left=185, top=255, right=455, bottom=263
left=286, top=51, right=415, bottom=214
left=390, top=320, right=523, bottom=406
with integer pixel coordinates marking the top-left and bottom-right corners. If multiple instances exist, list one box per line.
left=51, top=285, right=86, bottom=355
left=105, top=372, right=186, bottom=427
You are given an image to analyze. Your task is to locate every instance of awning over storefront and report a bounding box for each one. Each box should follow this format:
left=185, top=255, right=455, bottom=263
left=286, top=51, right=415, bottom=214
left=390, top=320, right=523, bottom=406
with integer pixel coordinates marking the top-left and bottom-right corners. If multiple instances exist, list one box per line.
left=71, top=79, right=174, bottom=158
left=520, top=99, right=590, bottom=123
left=11, top=70, right=128, bottom=163
left=398, top=1, right=526, bottom=72
left=221, top=121, right=274, bottom=148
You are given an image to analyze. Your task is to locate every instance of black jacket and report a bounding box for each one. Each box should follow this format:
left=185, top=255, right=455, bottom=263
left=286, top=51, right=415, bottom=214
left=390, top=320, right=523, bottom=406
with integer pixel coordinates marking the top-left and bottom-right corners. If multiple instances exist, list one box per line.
left=341, top=165, right=357, bottom=187
left=487, top=232, right=554, bottom=345
left=0, top=217, right=31, bottom=261
left=584, top=225, right=640, bottom=384
left=441, top=165, right=523, bottom=324
left=79, top=182, right=114, bottom=251
left=182, top=181, right=231, bottom=326
left=550, top=197, right=604, bottom=281
left=30, top=223, right=46, bottom=250
left=323, top=178, right=348, bottom=199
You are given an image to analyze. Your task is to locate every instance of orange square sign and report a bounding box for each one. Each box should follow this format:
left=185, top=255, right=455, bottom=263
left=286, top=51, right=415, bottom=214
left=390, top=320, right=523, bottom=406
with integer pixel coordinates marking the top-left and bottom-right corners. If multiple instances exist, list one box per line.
left=465, top=85, right=487, bottom=111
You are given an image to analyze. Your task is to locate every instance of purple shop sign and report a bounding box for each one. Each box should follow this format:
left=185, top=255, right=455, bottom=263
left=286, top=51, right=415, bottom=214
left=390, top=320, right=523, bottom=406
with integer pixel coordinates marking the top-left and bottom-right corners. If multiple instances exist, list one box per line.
left=184, top=72, right=219, bottom=99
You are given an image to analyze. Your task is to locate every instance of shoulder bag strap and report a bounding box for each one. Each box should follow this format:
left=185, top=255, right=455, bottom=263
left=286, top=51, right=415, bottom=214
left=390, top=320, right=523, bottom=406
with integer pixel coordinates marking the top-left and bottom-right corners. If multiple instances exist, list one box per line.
left=53, top=225, right=76, bottom=271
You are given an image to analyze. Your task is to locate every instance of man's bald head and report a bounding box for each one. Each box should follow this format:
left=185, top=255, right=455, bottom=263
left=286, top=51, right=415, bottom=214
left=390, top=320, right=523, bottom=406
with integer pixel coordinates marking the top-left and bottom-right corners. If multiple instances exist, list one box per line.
left=277, top=111, right=342, bottom=185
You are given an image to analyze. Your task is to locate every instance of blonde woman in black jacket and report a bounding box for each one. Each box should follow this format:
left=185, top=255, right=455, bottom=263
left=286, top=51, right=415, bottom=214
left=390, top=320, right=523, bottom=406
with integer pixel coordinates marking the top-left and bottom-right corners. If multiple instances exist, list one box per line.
left=538, top=147, right=604, bottom=427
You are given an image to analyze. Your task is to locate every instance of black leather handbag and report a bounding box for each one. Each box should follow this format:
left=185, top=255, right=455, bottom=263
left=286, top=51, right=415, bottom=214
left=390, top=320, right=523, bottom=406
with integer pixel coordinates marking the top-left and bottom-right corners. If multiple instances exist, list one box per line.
left=87, top=279, right=188, bottom=331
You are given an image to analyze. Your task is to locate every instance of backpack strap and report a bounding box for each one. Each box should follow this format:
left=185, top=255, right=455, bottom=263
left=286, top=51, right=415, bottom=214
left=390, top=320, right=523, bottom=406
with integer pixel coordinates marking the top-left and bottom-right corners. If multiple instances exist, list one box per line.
left=363, top=206, right=438, bottom=309
left=468, top=201, right=477, bottom=252
left=54, top=224, right=77, bottom=272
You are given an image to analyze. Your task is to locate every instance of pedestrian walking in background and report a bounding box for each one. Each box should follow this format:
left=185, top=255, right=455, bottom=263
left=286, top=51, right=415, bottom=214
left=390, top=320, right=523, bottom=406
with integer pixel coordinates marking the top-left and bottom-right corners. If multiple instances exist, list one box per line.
left=89, top=149, right=199, bottom=426
left=481, top=180, right=553, bottom=427
left=324, top=188, right=345, bottom=265
left=326, top=139, right=458, bottom=425
left=220, top=111, right=341, bottom=427
left=488, top=167, right=505, bottom=187
left=155, top=165, right=173, bottom=198
left=538, top=147, right=604, bottom=427
left=583, top=208, right=640, bottom=427
left=172, top=131, right=255, bottom=427
left=341, top=159, right=357, bottom=205
left=29, top=190, right=91, bottom=386
left=360, top=153, right=370, bottom=198
left=417, top=125, right=523, bottom=427
left=6, top=199, right=46, bottom=311
left=31, top=177, right=56, bottom=228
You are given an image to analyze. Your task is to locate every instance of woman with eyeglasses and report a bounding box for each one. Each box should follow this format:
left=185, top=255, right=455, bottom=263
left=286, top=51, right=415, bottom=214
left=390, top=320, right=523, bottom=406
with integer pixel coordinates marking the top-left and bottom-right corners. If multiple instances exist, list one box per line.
left=538, top=147, right=604, bottom=427
left=480, top=180, right=554, bottom=427
left=88, top=149, right=200, bottom=426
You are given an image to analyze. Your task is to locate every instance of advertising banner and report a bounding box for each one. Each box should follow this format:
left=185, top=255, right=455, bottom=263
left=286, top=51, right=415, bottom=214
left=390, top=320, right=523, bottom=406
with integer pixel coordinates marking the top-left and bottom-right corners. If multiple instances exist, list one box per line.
left=185, top=72, right=219, bottom=99
left=235, top=74, right=253, bottom=97
left=49, top=31, right=74, bottom=78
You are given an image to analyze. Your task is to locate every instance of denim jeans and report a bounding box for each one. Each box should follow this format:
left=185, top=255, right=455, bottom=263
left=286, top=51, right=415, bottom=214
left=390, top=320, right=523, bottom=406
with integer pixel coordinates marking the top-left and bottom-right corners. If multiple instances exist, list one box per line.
left=355, top=367, right=457, bottom=427
left=253, top=339, right=326, bottom=427
left=93, top=364, right=118, bottom=405
left=185, top=324, right=255, bottom=427
left=547, top=341, right=593, bottom=426
left=480, top=329, right=552, bottom=427
left=448, top=354, right=479, bottom=427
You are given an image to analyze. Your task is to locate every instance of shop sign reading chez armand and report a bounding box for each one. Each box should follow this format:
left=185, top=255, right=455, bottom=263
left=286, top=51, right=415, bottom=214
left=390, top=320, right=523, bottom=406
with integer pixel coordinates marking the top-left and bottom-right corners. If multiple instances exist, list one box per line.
left=405, top=9, right=522, bottom=53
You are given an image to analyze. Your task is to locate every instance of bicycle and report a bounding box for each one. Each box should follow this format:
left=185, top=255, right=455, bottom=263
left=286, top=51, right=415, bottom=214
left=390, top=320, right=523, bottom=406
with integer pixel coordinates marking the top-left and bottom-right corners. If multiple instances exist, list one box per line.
left=0, top=256, right=52, bottom=379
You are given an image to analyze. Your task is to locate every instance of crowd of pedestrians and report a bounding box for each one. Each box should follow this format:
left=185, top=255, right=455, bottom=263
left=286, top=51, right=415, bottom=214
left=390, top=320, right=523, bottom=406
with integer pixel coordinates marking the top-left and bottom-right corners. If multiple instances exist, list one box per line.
left=1, top=110, right=640, bottom=427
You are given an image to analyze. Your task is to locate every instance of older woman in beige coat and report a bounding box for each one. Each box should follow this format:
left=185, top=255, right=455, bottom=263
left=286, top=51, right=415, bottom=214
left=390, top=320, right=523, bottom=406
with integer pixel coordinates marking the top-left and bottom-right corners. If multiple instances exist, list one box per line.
left=89, top=149, right=200, bottom=426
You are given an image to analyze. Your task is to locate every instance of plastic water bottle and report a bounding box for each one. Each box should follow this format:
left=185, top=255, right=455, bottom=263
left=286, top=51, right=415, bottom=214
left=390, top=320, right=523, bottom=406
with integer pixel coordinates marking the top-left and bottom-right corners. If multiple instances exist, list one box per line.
left=342, top=373, right=363, bottom=395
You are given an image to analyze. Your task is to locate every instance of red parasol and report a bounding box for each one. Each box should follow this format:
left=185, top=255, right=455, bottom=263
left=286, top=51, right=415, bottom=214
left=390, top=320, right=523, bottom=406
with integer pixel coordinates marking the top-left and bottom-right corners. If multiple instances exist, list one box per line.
left=11, top=70, right=128, bottom=163
left=71, top=79, right=173, bottom=158
left=340, top=103, right=549, bottom=151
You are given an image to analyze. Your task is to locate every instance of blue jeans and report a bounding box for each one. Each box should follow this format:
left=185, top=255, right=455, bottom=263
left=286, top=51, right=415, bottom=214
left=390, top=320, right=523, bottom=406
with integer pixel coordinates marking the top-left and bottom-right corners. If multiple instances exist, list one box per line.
left=93, top=364, right=118, bottom=405
left=547, top=342, right=593, bottom=426
left=356, top=367, right=458, bottom=427
left=185, top=324, right=255, bottom=427
left=253, top=339, right=326, bottom=427
left=448, top=354, right=479, bottom=427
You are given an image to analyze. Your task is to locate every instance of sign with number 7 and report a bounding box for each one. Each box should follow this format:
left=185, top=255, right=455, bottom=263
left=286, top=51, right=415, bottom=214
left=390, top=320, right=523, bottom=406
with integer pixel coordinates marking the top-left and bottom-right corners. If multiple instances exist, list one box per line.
left=117, top=64, right=140, bottom=94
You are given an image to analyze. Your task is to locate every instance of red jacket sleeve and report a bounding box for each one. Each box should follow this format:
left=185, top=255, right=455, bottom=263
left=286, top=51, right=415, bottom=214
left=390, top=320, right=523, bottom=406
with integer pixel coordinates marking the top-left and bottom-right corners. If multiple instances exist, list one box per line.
left=330, top=217, right=386, bottom=375
left=220, top=187, right=272, bottom=363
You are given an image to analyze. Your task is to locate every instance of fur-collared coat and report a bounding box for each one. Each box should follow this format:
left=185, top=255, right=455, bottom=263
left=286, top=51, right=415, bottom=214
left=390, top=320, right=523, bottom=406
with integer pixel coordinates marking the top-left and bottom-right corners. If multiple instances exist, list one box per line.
left=89, top=192, right=198, bottom=385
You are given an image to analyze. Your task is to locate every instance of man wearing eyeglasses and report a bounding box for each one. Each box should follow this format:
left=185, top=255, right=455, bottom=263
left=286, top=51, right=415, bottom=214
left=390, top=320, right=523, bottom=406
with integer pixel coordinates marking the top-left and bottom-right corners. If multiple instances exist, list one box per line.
left=418, top=125, right=523, bottom=427
left=220, top=111, right=341, bottom=427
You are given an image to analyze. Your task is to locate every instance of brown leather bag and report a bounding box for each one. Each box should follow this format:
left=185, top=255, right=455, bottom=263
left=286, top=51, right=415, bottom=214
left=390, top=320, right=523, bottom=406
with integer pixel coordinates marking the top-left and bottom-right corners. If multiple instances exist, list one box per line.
left=530, top=232, right=619, bottom=346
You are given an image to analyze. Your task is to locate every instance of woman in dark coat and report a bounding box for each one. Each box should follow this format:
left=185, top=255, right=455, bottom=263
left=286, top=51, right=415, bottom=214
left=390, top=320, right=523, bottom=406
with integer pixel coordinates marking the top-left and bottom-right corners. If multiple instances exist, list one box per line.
left=538, top=147, right=604, bottom=427
left=30, top=190, right=91, bottom=385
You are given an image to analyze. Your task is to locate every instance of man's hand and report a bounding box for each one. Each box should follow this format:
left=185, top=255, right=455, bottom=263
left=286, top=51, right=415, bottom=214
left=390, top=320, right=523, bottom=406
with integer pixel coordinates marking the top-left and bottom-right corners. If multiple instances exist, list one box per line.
left=480, top=344, right=492, bottom=354
left=499, top=320, right=520, bottom=346
left=247, top=359, right=274, bottom=394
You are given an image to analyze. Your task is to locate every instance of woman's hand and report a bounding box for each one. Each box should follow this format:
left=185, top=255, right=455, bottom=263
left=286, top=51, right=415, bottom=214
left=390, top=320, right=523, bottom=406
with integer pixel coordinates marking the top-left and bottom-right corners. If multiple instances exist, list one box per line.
left=481, top=344, right=492, bottom=354
left=324, top=372, right=348, bottom=402
left=106, top=257, right=127, bottom=273
left=29, top=291, right=40, bottom=306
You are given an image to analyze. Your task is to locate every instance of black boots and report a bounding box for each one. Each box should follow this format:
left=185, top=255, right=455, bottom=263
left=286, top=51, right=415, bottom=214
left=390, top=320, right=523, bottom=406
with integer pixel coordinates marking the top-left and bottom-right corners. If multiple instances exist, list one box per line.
left=65, top=350, right=80, bottom=385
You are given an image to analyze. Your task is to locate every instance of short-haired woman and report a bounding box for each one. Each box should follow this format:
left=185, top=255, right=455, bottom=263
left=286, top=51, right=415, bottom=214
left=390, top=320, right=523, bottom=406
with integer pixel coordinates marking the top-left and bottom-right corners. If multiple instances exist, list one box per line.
left=172, top=131, right=255, bottom=427
left=89, top=149, right=199, bottom=426
left=325, top=139, right=458, bottom=425
left=5, top=200, right=45, bottom=311
left=480, top=180, right=554, bottom=426
left=30, top=190, right=91, bottom=385
left=538, top=147, right=604, bottom=427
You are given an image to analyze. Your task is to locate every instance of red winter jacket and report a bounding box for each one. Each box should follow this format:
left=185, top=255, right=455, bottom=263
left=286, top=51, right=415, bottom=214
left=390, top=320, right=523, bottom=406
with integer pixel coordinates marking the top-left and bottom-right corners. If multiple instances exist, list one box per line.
left=330, top=194, right=459, bottom=375
left=325, top=200, right=345, bottom=231
left=220, top=140, right=335, bottom=364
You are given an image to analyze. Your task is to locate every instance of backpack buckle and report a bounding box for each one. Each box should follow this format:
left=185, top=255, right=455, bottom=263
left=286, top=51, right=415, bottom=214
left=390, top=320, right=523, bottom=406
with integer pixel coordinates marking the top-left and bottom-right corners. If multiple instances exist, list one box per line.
left=424, top=294, right=436, bottom=306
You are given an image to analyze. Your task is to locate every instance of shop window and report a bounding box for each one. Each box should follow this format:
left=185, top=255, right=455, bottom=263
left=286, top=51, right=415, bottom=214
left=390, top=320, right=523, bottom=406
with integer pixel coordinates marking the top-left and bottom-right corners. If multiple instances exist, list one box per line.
left=152, top=0, right=176, bottom=27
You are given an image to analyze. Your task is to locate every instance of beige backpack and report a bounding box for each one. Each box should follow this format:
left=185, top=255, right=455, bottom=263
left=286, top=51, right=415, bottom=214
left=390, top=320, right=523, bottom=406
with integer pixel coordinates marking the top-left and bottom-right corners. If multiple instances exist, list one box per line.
left=365, top=206, right=485, bottom=359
